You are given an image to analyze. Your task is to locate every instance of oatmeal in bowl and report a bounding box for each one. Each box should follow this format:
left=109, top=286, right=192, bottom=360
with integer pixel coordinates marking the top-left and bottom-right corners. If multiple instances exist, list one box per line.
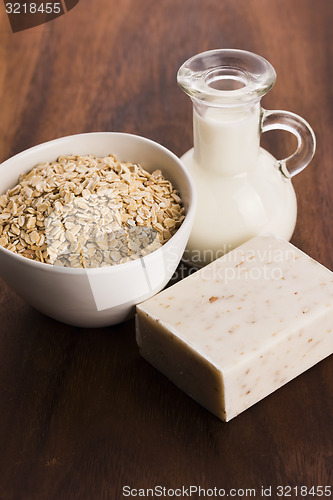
left=0, top=154, right=185, bottom=268
left=0, top=133, right=196, bottom=327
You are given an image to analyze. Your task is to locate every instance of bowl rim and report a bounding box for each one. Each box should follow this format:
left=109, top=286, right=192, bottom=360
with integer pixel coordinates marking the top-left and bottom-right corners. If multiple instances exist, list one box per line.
left=0, top=131, right=196, bottom=275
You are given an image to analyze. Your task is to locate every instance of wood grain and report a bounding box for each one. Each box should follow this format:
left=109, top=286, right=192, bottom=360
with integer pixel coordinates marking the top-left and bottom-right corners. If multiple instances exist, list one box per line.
left=0, top=0, right=332, bottom=498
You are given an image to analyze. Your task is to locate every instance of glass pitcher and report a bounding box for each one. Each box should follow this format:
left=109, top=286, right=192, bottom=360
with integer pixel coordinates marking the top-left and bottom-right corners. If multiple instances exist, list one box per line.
left=177, top=49, right=316, bottom=267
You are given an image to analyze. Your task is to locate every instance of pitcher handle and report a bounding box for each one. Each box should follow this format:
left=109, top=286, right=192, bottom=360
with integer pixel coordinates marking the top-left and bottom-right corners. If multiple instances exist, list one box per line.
left=261, top=109, right=316, bottom=179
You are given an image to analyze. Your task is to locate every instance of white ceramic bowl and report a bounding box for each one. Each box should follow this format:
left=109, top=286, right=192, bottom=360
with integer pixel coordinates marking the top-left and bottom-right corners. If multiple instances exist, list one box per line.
left=0, top=132, right=196, bottom=327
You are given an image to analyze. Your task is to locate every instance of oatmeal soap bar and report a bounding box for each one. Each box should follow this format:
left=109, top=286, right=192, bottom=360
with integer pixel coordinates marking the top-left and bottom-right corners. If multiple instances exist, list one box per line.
left=136, top=235, right=333, bottom=421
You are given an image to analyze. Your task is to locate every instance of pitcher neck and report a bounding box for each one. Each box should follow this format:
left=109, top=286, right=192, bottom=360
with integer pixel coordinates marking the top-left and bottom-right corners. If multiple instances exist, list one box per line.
left=192, top=100, right=261, bottom=176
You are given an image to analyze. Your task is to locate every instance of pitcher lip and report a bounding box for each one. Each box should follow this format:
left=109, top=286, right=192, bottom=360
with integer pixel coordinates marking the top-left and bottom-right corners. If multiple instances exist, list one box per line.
left=177, top=49, right=276, bottom=106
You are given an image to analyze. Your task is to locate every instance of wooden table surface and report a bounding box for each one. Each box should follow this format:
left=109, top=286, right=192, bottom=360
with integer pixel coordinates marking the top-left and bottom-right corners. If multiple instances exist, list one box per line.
left=0, top=0, right=332, bottom=498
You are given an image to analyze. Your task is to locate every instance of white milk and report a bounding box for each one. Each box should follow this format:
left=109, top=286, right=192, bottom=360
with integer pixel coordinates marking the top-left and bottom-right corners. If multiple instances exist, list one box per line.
left=193, top=104, right=261, bottom=176
left=181, top=103, right=298, bottom=267
left=181, top=146, right=297, bottom=267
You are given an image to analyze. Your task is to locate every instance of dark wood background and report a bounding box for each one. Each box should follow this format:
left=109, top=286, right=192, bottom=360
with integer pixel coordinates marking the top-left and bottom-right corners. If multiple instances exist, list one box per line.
left=0, top=1, right=332, bottom=499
